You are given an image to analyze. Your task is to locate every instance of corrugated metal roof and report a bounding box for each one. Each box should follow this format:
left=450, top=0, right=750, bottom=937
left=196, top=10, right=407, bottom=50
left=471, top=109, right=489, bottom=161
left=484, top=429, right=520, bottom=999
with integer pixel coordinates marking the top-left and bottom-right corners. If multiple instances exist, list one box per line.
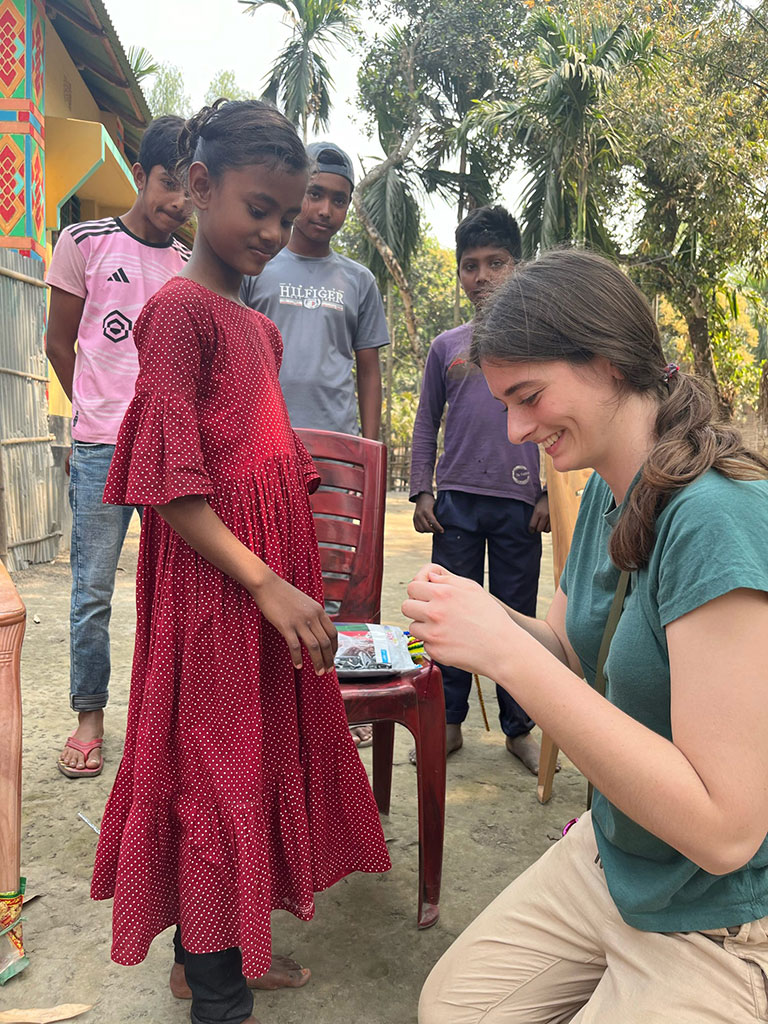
left=45, top=0, right=152, bottom=163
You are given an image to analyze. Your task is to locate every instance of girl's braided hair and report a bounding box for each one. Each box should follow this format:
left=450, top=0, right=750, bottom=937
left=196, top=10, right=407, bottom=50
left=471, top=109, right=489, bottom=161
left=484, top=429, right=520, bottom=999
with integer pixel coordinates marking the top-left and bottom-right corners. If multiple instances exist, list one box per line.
left=176, top=98, right=308, bottom=183
left=471, top=247, right=768, bottom=571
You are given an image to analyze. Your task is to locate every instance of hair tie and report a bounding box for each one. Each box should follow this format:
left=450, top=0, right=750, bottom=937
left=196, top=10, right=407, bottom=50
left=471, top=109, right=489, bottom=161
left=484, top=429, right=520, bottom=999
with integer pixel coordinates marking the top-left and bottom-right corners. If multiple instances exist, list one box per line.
left=662, top=363, right=679, bottom=386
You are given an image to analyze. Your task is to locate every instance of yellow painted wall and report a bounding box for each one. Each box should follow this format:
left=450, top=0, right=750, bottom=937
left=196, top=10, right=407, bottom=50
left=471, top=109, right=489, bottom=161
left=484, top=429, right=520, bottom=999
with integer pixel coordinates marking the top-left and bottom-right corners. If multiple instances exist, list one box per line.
left=44, top=15, right=102, bottom=122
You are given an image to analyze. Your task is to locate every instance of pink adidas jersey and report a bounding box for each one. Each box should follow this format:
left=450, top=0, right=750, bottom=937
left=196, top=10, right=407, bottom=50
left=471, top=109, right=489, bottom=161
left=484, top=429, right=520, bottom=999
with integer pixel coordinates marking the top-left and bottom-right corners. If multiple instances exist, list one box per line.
left=46, top=217, right=190, bottom=444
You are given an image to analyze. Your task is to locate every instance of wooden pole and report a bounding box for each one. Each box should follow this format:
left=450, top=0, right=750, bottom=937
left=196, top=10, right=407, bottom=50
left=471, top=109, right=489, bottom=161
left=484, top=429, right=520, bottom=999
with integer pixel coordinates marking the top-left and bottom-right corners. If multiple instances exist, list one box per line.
left=0, top=559, right=24, bottom=893
left=537, top=458, right=592, bottom=803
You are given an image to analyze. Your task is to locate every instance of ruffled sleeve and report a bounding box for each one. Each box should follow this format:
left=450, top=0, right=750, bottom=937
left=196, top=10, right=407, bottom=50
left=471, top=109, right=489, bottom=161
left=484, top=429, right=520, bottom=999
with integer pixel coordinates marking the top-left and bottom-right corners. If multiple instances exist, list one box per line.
left=104, top=286, right=215, bottom=506
left=291, top=431, right=320, bottom=495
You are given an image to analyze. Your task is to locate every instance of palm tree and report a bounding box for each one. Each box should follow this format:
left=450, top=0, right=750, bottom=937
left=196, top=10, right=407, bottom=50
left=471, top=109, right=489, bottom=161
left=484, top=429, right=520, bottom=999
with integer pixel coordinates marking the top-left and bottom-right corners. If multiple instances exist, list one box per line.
left=239, top=0, right=358, bottom=142
left=466, top=8, right=657, bottom=254
left=127, top=46, right=160, bottom=84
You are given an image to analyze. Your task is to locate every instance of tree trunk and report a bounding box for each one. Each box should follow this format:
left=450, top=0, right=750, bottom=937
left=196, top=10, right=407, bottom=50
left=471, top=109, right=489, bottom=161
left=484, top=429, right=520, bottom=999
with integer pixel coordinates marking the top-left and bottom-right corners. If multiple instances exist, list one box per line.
left=385, top=280, right=394, bottom=489
left=685, top=290, right=731, bottom=419
left=759, top=361, right=768, bottom=426
left=352, top=192, right=423, bottom=373
left=453, top=145, right=467, bottom=328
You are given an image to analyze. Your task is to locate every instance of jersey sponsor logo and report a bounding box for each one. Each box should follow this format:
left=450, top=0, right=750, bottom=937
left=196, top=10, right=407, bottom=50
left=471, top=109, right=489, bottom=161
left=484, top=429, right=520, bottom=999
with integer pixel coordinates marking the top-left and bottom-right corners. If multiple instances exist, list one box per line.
left=102, top=309, right=133, bottom=343
left=107, top=267, right=130, bottom=283
left=511, top=465, right=531, bottom=486
left=278, top=282, right=344, bottom=312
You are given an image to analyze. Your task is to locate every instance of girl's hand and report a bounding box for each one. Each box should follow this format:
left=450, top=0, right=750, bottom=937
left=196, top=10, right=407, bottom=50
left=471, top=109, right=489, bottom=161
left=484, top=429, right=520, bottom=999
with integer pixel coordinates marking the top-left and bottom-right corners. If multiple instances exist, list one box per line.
left=251, top=570, right=338, bottom=674
left=402, top=565, right=528, bottom=679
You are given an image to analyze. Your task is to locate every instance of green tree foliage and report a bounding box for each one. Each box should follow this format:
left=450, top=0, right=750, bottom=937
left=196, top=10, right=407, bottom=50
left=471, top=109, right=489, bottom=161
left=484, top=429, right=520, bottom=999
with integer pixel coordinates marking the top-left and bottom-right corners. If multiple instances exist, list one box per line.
left=147, top=62, right=192, bottom=118
left=358, top=0, right=524, bottom=211
left=465, top=6, right=657, bottom=254
left=239, top=0, right=358, bottom=141
left=127, top=45, right=160, bottom=84
left=204, top=70, right=253, bottom=105
left=619, top=0, right=768, bottom=414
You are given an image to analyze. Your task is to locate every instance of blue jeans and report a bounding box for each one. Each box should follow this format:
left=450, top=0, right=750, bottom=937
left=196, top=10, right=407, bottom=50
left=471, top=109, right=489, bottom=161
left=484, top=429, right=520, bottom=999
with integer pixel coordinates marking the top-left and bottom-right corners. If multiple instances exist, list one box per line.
left=69, top=441, right=139, bottom=711
left=431, top=490, right=541, bottom=738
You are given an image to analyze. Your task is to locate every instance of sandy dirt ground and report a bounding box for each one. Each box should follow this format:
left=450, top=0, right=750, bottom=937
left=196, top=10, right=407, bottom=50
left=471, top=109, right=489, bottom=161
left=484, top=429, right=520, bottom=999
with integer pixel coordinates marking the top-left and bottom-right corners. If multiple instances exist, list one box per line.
left=4, top=494, right=583, bottom=1024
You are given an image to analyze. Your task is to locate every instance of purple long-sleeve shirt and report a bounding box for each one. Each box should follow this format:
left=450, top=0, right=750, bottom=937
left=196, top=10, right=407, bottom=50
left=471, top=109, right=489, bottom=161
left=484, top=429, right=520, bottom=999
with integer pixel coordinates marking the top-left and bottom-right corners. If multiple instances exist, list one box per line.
left=409, top=323, right=542, bottom=505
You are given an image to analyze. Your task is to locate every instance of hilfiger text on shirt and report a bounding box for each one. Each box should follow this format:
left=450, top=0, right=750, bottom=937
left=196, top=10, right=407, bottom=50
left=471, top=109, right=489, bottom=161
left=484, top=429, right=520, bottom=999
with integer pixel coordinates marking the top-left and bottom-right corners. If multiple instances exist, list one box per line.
left=278, top=282, right=345, bottom=311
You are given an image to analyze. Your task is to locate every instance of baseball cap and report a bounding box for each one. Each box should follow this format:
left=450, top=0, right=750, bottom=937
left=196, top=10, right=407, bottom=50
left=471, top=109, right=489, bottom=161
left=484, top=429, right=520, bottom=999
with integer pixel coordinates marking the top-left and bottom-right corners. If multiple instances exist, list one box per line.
left=306, top=141, right=355, bottom=191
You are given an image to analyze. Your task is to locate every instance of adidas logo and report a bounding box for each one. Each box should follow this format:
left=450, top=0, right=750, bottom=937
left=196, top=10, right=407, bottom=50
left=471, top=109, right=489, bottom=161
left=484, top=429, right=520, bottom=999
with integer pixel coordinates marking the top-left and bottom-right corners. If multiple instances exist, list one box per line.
left=107, top=267, right=130, bottom=283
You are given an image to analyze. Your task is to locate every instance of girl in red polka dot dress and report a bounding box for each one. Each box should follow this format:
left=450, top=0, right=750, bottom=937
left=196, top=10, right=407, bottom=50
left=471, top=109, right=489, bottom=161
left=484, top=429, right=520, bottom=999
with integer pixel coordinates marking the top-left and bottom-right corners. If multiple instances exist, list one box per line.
left=91, top=99, right=391, bottom=1024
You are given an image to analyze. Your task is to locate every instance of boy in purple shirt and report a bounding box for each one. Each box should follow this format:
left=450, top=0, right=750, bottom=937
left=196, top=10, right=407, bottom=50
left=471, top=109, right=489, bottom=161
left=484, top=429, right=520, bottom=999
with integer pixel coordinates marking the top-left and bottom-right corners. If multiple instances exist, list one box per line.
left=46, top=116, right=192, bottom=778
left=410, top=206, right=550, bottom=772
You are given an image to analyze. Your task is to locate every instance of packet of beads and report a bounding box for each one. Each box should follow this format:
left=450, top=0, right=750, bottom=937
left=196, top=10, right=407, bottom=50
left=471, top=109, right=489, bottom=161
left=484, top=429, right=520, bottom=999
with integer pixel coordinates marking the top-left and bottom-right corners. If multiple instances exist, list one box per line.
left=334, top=624, right=421, bottom=678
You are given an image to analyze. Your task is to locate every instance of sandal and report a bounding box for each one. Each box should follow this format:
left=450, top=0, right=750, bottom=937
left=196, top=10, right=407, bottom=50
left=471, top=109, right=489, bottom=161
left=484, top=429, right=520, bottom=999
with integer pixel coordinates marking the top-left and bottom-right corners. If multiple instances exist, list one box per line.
left=58, top=735, right=104, bottom=778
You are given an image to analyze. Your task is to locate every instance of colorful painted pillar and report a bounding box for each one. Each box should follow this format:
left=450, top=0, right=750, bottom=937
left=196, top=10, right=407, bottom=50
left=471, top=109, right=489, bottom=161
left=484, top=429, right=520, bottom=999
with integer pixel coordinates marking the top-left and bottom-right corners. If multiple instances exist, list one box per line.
left=0, top=0, right=45, bottom=261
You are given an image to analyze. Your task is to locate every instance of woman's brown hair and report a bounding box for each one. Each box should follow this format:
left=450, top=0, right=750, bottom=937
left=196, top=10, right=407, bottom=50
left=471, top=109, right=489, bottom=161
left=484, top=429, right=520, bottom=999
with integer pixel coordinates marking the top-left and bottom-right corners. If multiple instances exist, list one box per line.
left=471, top=248, right=768, bottom=571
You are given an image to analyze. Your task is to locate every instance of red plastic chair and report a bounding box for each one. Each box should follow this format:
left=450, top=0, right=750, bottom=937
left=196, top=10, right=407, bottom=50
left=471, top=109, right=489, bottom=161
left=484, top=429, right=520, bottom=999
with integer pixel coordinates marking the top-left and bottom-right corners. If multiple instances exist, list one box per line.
left=296, top=428, right=445, bottom=928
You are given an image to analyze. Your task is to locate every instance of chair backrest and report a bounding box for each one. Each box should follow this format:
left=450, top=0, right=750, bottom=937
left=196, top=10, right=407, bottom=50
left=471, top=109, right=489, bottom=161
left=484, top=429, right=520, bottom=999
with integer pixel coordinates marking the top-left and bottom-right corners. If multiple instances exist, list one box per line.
left=296, top=429, right=387, bottom=622
left=545, top=455, right=593, bottom=588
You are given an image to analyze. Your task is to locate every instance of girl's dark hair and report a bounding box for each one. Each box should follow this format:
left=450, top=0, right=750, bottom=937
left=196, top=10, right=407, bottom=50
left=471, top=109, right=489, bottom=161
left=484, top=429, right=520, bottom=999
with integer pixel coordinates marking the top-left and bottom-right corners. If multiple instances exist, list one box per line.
left=177, top=98, right=309, bottom=182
left=471, top=247, right=768, bottom=571
left=456, top=205, right=522, bottom=266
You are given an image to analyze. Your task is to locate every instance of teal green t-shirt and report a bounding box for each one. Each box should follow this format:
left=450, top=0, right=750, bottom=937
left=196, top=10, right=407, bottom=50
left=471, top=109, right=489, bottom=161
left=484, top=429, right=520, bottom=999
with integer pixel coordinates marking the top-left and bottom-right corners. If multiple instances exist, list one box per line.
left=562, top=468, right=768, bottom=932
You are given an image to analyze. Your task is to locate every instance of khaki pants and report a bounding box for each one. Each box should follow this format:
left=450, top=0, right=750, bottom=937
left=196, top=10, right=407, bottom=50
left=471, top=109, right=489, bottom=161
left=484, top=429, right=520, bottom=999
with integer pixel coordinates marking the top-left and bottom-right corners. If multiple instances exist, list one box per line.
left=420, top=814, right=768, bottom=1023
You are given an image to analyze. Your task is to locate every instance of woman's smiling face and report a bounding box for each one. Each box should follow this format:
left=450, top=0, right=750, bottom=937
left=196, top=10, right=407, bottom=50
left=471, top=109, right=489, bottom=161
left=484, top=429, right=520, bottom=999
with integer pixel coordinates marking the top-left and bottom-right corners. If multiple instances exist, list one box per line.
left=481, top=357, right=623, bottom=473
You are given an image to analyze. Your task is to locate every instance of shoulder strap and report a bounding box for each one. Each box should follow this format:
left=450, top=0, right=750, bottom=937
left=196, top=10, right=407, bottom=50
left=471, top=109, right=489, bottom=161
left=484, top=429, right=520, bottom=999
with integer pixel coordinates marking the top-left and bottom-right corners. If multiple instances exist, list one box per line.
left=587, top=569, right=630, bottom=809
left=593, top=570, right=630, bottom=700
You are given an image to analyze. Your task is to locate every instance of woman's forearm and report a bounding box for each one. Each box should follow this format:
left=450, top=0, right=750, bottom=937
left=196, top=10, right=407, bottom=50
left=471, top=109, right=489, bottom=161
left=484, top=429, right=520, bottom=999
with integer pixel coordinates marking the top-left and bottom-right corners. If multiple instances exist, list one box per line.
left=492, top=640, right=757, bottom=875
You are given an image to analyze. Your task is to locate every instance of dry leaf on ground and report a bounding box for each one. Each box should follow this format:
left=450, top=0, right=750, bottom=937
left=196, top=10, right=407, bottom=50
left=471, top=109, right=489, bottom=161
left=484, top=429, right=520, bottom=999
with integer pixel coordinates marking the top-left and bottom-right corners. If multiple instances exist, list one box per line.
left=0, top=1005, right=92, bottom=1023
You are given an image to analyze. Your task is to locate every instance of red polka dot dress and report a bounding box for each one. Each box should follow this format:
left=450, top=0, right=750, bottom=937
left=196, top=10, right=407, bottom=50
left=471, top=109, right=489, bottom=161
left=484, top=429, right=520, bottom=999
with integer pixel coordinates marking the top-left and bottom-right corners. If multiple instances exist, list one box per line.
left=91, top=277, right=391, bottom=976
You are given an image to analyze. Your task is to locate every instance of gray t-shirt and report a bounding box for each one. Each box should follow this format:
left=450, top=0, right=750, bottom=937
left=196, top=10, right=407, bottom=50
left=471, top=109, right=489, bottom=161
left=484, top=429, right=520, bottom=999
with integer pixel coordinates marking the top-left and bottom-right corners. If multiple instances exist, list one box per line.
left=241, top=248, right=389, bottom=435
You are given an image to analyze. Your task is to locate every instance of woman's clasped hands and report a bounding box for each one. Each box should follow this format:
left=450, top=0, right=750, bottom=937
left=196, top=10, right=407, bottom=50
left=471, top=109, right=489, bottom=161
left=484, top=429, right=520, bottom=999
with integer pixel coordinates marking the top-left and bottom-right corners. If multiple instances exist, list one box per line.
left=402, top=564, right=531, bottom=680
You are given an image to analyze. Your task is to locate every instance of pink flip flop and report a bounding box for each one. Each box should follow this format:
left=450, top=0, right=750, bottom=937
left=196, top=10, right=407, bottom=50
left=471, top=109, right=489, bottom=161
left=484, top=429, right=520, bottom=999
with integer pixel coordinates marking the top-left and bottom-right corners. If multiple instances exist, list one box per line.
left=58, top=735, right=104, bottom=779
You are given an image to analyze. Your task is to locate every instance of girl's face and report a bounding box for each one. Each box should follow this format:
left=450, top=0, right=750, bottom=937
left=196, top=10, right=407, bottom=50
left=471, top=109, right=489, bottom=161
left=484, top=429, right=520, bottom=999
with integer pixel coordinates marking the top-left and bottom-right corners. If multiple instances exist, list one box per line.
left=192, top=162, right=307, bottom=277
left=481, top=357, right=624, bottom=473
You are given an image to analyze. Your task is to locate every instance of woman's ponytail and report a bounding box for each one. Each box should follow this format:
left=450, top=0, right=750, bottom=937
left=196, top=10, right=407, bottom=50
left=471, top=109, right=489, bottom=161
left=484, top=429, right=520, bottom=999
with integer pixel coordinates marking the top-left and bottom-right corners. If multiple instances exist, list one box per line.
left=610, top=373, right=768, bottom=570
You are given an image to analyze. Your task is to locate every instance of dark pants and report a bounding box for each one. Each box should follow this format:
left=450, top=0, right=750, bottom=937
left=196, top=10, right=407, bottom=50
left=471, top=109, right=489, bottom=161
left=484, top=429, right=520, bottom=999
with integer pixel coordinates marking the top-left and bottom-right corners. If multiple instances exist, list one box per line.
left=431, top=490, right=541, bottom=738
left=174, top=927, right=253, bottom=1024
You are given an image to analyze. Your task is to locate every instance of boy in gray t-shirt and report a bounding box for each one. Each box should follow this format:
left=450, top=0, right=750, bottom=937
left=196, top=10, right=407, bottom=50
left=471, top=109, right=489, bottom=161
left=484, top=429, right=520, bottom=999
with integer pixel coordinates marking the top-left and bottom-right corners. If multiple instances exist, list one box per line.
left=241, top=142, right=389, bottom=439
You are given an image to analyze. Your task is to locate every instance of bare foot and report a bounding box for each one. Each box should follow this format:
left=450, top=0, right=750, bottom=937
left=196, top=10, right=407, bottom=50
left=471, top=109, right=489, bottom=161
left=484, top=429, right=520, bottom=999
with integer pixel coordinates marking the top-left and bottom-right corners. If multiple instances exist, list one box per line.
left=409, top=722, right=463, bottom=765
left=248, top=953, right=311, bottom=990
left=505, top=733, right=561, bottom=776
left=446, top=723, right=463, bottom=755
left=170, top=955, right=310, bottom=1000
left=59, top=709, right=104, bottom=772
left=350, top=724, right=373, bottom=749
left=170, top=962, right=191, bottom=999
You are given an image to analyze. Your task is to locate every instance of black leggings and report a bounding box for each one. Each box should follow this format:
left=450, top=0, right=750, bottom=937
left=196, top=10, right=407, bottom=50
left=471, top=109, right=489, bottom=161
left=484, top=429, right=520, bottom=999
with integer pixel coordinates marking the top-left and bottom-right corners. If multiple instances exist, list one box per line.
left=173, top=927, right=253, bottom=1024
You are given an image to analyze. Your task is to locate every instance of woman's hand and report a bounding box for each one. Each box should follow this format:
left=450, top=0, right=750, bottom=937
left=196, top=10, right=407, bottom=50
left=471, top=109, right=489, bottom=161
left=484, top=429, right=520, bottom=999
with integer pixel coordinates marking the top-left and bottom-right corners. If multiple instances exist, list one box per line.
left=402, top=564, right=531, bottom=679
left=250, top=570, right=338, bottom=674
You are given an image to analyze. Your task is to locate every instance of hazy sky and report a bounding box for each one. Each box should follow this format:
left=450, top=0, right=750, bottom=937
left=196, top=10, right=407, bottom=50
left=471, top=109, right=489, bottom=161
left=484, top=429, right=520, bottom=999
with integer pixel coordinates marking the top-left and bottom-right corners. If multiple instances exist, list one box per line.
left=106, top=0, right=523, bottom=247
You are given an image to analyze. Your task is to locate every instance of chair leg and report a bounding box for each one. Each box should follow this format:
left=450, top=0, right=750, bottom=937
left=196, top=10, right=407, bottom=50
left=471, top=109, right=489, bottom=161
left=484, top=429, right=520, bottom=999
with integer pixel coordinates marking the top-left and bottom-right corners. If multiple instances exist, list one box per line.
left=413, top=664, right=446, bottom=929
left=371, top=720, right=395, bottom=815
left=537, top=732, right=560, bottom=804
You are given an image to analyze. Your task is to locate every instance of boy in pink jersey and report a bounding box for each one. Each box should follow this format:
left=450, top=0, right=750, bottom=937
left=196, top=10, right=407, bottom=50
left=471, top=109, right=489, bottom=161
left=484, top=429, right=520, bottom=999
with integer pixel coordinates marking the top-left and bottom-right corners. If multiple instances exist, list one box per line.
left=46, top=116, right=193, bottom=778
